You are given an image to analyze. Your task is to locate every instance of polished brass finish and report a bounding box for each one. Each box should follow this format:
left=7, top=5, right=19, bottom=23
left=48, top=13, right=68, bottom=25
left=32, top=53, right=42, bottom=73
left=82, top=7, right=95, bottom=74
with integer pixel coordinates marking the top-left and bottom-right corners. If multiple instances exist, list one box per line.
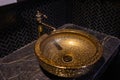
left=36, top=11, right=56, bottom=34
left=35, top=29, right=103, bottom=77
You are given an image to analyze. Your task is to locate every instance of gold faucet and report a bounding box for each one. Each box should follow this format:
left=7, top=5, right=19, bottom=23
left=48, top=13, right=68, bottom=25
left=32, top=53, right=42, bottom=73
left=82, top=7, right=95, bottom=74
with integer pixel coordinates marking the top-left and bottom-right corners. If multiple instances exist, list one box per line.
left=36, top=11, right=56, bottom=36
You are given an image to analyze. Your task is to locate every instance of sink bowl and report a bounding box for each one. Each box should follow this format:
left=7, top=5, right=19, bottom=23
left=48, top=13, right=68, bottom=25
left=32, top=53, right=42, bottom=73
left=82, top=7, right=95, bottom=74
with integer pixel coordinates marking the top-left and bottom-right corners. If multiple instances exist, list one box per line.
left=35, top=29, right=103, bottom=77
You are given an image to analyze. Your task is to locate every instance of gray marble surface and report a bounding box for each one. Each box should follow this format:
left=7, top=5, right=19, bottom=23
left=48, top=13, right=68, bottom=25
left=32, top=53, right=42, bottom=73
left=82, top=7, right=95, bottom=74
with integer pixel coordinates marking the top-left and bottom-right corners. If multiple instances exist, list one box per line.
left=0, top=24, right=120, bottom=80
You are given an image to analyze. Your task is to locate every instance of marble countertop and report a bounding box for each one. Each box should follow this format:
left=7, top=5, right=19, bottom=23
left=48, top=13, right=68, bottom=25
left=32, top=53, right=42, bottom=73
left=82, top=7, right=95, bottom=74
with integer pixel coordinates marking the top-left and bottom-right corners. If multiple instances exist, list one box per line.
left=0, top=24, right=120, bottom=80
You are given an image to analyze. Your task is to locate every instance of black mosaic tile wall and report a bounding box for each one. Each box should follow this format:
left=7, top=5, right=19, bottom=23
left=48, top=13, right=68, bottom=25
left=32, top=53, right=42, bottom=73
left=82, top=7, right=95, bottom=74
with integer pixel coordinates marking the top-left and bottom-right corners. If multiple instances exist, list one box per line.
left=72, top=0, right=120, bottom=38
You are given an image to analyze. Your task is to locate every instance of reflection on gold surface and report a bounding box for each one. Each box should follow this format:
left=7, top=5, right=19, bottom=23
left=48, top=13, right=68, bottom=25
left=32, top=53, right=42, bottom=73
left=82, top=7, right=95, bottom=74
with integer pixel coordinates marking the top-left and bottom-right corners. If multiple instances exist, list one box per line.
left=68, top=39, right=77, bottom=45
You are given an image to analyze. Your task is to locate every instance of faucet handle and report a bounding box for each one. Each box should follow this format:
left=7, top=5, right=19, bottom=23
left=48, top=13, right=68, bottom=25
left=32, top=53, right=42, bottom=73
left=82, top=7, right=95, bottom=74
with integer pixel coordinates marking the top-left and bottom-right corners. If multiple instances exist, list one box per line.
left=36, top=11, right=47, bottom=23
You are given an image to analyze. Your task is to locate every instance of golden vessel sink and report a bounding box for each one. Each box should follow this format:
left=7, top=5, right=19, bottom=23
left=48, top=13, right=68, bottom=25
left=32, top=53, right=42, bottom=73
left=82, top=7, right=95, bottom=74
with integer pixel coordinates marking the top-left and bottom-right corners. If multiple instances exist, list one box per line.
left=35, top=29, right=103, bottom=78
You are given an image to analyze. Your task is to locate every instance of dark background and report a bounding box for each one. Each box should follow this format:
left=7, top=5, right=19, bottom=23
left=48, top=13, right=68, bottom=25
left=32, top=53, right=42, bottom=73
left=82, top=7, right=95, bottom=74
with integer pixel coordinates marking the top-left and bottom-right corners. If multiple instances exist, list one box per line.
left=0, top=0, right=120, bottom=80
